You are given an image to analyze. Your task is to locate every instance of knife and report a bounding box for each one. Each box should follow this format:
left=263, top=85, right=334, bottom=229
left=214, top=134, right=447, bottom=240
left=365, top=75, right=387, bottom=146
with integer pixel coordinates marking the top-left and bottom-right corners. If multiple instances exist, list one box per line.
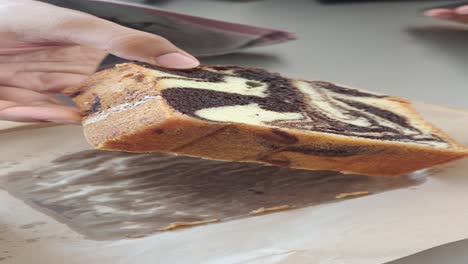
left=39, top=0, right=296, bottom=58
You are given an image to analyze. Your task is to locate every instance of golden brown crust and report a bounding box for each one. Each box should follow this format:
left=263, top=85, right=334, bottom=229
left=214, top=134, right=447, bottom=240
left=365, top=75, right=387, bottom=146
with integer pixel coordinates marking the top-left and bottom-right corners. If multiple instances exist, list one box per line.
left=335, top=191, right=370, bottom=199
left=157, top=219, right=220, bottom=231
left=64, top=63, right=468, bottom=176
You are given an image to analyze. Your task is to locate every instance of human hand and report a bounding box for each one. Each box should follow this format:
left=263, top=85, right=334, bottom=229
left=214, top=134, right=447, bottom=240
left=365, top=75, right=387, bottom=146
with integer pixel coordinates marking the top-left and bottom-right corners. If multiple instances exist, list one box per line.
left=0, top=0, right=199, bottom=124
left=424, top=5, right=468, bottom=24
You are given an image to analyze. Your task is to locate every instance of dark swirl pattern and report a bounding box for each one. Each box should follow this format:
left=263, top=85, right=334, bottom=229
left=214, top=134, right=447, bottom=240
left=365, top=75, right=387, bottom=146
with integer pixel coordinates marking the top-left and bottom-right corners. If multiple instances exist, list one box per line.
left=146, top=65, right=447, bottom=148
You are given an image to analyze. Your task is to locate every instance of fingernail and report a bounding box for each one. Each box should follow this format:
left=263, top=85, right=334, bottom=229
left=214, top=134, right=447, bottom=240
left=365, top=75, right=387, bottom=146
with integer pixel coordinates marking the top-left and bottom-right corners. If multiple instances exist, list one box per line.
left=154, top=53, right=199, bottom=69
left=424, top=9, right=455, bottom=19
left=455, top=6, right=468, bottom=15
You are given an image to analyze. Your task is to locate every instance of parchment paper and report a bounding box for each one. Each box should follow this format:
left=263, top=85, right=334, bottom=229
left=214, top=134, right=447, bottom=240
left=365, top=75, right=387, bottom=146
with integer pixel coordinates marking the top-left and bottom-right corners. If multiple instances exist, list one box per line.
left=0, top=102, right=467, bottom=264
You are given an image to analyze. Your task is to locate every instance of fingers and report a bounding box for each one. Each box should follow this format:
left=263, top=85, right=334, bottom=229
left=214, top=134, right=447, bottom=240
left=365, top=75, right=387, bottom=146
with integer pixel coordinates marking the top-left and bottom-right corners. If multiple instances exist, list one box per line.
left=0, top=45, right=107, bottom=93
left=0, top=100, right=81, bottom=124
left=1, top=71, right=90, bottom=93
left=0, top=85, right=81, bottom=124
left=1, top=1, right=199, bottom=69
left=66, top=23, right=200, bottom=69
left=37, top=72, right=89, bottom=93
left=0, top=86, right=58, bottom=103
left=424, top=9, right=455, bottom=19
left=424, top=6, right=468, bottom=24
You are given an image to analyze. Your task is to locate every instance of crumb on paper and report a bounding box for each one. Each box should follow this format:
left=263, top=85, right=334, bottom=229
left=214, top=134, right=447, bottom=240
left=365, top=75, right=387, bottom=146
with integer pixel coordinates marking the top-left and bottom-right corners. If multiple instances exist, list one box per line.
left=248, top=205, right=292, bottom=216
left=335, top=191, right=370, bottom=199
left=158, top=219, right=219, bottom=231
left=125, top=234, right=146, bottom=239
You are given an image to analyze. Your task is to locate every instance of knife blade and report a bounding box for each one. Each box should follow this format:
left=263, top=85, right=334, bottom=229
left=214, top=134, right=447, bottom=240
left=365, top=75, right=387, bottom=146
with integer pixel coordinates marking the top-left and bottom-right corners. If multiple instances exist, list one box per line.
left=39, top=0, right=296, bottom=58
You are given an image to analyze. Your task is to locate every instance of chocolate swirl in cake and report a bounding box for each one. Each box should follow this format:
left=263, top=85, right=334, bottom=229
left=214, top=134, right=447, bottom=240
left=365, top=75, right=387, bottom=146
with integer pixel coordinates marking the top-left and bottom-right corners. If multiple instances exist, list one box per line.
left=82, top=63, right=447, bottom=148
left=140, top=65, right=445, bottom=148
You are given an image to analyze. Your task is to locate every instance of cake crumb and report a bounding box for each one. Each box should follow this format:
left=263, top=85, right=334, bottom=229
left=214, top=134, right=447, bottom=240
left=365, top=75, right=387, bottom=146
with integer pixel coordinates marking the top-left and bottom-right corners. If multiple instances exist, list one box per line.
left=335, top=191, right=370, bottom=199
left=126, top=234, right=146, bottom=239
left=158, top=219, right=219, bottom=231
left=249, top=205, right=292, bottom=215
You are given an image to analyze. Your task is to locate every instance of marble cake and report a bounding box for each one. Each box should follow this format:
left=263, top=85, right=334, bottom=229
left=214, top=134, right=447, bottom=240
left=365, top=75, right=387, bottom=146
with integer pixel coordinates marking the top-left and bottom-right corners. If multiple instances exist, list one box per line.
left=64, top=63, right=468, bottom=176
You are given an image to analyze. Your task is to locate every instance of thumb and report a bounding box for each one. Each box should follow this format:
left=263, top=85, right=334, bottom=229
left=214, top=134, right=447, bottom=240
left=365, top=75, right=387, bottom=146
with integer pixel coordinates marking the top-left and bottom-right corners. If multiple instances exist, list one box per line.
left=5, top=1, right=200, bottom=69
left=59, top=17, right=201, bottom=69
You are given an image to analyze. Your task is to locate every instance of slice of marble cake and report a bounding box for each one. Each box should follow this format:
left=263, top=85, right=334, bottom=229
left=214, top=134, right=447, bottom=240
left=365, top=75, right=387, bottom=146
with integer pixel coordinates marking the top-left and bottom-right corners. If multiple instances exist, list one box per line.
left=64, top=63, right=468, bottom=176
